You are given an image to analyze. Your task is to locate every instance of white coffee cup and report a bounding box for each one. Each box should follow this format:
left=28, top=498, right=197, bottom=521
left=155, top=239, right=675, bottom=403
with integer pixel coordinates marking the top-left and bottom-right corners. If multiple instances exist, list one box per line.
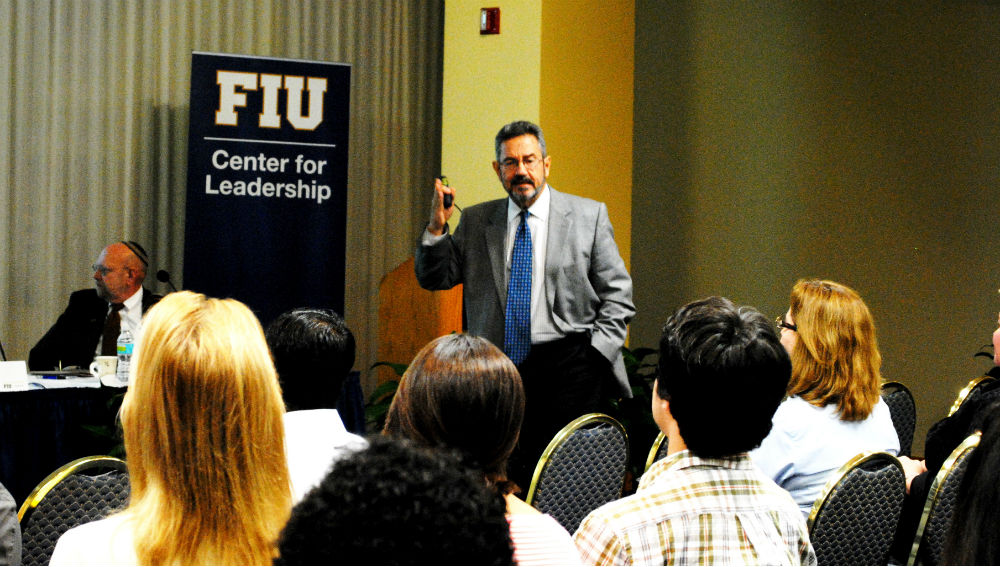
left=90, top=356, right=118, bottom=378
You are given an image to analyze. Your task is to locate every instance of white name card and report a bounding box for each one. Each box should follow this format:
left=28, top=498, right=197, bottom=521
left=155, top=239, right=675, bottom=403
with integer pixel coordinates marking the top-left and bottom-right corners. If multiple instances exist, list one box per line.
left=0, top=361, right=30, bottom=392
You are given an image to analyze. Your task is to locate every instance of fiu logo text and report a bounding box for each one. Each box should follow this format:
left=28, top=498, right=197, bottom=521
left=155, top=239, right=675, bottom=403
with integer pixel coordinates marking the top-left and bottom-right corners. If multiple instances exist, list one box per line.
left=215, top=71, right=327, bottom=131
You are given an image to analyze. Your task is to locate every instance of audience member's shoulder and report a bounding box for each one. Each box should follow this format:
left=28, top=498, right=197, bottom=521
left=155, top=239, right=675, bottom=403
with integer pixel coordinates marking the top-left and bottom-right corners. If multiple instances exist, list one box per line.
left=508, top=513, right=583, bottom=566
left=765, top=397, right=802, bottom=430
left=49, top=514, right=136, bottom=566
left=754, top=466, right=806, bottom=511
left=68, top=288, right=102, bottom=304
left=773, top=396, right=823, bottom=420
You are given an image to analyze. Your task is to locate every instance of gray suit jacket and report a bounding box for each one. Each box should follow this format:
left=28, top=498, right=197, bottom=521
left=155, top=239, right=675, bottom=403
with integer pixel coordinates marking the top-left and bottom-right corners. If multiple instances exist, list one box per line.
left=415, top=187, right=635, bottom=395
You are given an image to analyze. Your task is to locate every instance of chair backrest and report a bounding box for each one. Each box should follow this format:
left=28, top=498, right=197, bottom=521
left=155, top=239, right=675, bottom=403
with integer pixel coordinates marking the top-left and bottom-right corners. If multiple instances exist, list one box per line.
left=643, top=431, right=669, bottom=473
left=525, top=413, right=629, bottom=533
left=882, top=381, right=916, bottom=456
left=807, top=451, right=906, bottom=566
left=18, top=456, right=130, bottom=566
left=948, top=375, right=997, bottom=417
left=907, top=431, right=981, bottom=566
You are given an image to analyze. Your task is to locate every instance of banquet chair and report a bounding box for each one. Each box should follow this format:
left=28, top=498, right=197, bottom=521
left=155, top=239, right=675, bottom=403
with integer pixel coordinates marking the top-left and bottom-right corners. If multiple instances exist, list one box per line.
left=643, top=431, right=669, bottom=473
left=907, top=431, right=981, bottom=566
left=807, top=451, right=906, bottom=566
left=882, top=381, right=917, bottom=456
left=525, top=413, right=628, bottom=533
left=948, top=375, right=997, bottom=417
left=18, top=456, right=129, bottom=566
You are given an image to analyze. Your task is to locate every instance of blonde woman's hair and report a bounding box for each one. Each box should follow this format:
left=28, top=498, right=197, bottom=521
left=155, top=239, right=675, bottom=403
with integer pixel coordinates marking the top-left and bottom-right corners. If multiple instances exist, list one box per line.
left=120, top=291, right=291, bottom=565
left=786, top=279, right=882, bottom=421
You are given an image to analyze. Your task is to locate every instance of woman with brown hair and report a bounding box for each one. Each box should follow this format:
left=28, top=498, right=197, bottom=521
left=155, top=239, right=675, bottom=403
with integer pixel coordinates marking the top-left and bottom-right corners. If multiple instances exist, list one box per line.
left=50, top=291, right=292, bottom=565
left=751, top=279, right=899, bottom=515
left=383, top=333, right=581, bottom=565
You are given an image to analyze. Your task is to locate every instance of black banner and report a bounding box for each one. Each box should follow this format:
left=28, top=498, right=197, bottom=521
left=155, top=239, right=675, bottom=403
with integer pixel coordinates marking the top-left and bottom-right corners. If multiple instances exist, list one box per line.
left=183, top=52, right=350, bottom=325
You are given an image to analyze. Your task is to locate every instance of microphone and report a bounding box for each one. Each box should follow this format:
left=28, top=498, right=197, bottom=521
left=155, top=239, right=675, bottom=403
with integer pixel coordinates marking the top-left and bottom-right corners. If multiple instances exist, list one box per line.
left=156, top=269, right=178, bottom=292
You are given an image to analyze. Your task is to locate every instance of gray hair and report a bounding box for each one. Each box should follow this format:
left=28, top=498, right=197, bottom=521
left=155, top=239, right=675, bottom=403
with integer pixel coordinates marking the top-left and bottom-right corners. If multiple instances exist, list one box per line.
left=494, top=121, right=546, bottom=161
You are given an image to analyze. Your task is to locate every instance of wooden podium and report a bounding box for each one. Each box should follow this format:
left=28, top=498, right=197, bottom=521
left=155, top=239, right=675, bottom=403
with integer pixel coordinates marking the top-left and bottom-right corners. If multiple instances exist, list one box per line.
left=376, top=257, right=463, bottom=384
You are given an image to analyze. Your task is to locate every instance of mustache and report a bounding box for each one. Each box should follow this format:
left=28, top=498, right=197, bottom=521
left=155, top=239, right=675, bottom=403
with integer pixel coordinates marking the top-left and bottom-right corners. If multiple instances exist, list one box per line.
left=511, top=175, right=532, bottom=185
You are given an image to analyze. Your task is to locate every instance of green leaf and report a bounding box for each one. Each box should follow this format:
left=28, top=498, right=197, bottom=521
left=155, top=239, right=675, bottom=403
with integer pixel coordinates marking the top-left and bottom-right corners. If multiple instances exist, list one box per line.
left=367, top=379, right=399, bottom=404
left=370, top=361, right=408, bottom=376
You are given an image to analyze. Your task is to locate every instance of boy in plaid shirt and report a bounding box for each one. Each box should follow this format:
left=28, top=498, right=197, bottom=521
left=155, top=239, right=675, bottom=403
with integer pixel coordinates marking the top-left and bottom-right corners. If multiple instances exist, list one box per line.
left=574, top=297, right=816, bottom=566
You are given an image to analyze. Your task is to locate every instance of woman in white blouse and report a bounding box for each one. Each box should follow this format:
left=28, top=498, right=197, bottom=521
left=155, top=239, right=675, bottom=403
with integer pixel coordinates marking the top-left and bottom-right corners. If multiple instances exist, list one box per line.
left=752, top=279, right=899, bottom=515
left=383, top=333, right=582, bottom=566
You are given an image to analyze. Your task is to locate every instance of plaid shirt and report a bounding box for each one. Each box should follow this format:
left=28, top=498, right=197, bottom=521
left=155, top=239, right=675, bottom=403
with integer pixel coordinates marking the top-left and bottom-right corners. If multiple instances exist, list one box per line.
left=573, top=451, right=817, bottom=566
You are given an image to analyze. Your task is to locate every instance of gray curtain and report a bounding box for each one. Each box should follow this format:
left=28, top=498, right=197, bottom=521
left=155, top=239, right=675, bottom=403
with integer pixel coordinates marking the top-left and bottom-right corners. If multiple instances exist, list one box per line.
left=0, top=0, right=443, bottom=393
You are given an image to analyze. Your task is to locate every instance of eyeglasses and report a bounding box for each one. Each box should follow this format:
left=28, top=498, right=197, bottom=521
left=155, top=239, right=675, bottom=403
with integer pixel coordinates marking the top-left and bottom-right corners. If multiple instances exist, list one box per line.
left=499, top=155, right=543, bottom=171
left=775, top=316, right=797, bottom=333
left=92, top=264, right=124, bottom=277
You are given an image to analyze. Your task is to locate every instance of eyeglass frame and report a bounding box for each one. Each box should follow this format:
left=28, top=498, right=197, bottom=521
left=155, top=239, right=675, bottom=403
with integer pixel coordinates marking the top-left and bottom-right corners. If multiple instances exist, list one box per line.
left=775, top=316, right=797, bottom=333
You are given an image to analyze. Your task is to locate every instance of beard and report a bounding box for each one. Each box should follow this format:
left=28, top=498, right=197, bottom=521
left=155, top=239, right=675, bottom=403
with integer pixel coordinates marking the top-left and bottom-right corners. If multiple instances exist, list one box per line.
left=504, top=174, right=543, bottom=209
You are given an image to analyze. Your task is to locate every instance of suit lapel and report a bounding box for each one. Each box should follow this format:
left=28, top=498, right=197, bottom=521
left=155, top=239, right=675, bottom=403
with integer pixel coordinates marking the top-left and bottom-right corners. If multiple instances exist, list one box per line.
left=545, top=187, right=571, bottom=307
left=484, top=200, right=508, bottom=304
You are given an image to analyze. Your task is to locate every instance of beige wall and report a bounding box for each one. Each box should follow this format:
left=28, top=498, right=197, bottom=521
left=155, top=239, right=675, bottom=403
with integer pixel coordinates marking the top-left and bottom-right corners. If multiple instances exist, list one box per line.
left=632, top=1, right=1000, bottom=453
left=441, top=1, right=542, bottom=213
left=441, top=0, right=634, bottom=271
left=541, top=0, right=635, bottom=266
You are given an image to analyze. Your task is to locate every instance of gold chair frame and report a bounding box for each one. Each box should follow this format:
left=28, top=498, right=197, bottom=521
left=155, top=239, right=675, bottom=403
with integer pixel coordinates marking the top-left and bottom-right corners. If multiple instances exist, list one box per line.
left=948, top=375, right=996, bottom=417
left=806, top=451, right=904, bottom=530
left=525, top=413, right=628, bottom=505
left=17, top=455, right=127, bottom=527
left=643, top=431, right=668, bottom=473
left=906, top=431, right=982, bottom=566
left=881, top=380, right=912, bottom=400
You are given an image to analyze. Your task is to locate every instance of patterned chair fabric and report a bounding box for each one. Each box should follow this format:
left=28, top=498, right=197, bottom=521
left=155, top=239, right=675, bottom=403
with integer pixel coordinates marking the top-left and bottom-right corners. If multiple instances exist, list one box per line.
left=525, top=413, right=629, bottom=533
left=882, top=381, right=917, bottom=456
left=948, top=375, right=997, bottom=417
left=907, top=431, right=981, bottom=566
left=807, top=451, right=906, bottom=566
left=643, top=431, right=669, bottom=473
left=18, top=456, right=130, bottom=566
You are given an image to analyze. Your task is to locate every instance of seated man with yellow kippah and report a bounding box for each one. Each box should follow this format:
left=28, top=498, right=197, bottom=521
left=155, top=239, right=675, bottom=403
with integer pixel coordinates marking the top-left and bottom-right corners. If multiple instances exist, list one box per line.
left=29, top=241, right=162, bottom=370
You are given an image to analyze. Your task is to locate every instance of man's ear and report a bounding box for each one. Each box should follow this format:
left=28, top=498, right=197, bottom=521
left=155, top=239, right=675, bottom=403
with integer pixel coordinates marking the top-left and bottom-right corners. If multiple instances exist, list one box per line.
left=492, top=161, right=501, bottom=178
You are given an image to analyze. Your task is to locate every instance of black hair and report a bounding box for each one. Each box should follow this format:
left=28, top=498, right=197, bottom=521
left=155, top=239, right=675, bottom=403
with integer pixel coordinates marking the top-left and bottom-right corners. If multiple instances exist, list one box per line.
left=265, top=308, right=355, bottom=411
left=658, top=296, right=791, bottom=458
left=495, top=120, right=547, bottom=161
left=941, top=399, right=1000, bottom=565
left=275, top=436, right=514, bottom=565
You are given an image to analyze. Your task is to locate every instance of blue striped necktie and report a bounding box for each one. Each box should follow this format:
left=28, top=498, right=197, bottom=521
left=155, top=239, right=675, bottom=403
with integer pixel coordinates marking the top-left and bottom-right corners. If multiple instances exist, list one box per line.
left=505, top=210, right=532, bottom=364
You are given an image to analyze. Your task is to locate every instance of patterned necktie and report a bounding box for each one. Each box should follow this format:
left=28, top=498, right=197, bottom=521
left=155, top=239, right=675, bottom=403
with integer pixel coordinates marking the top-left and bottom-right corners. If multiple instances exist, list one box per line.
left=505, top=210, right=532, bottom=365
left=101, top=303, right=125, bottom=356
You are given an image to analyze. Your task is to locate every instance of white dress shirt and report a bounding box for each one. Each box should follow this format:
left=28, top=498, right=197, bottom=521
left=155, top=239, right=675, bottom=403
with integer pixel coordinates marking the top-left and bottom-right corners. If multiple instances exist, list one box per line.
left=94, top=287, right=145, bottom=358
left=503, top=185, right=560, bottom=344
left=284, top=408, right=367, bottom=502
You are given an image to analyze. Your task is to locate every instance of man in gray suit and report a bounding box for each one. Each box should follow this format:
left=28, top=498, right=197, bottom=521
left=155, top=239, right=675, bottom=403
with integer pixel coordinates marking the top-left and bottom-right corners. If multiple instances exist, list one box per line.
left=415, top=120, right=635, bottom=487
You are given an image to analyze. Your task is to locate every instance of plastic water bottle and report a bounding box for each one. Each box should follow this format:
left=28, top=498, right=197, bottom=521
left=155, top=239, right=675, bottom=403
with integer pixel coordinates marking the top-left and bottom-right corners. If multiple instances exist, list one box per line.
left=116, top=329, right=133, bottom=385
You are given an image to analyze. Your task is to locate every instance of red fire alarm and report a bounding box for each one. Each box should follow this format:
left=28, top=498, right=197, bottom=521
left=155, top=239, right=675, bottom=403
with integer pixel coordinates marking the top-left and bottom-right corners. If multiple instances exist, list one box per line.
left=481, top=7, right=500, bottom=35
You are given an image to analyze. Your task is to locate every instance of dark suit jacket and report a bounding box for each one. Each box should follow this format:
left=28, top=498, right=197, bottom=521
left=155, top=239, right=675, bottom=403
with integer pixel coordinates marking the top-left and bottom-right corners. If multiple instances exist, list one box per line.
left=28, top=288, right=161, bottom=370
left=889, top=367, right=1000, bottom=563
left=415, top=186, right=635, bottom=395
